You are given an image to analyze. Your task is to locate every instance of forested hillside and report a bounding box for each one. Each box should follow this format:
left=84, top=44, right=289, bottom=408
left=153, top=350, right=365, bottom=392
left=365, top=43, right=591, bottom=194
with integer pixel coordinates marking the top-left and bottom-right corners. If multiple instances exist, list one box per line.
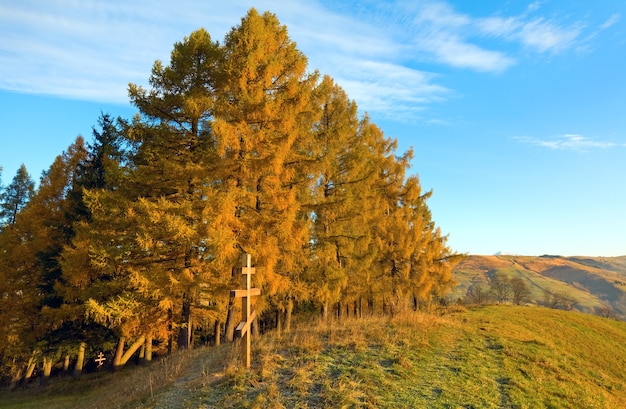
left=0, top=8, right=461, bottom=387
left=452, top=255, right=626, bottom=316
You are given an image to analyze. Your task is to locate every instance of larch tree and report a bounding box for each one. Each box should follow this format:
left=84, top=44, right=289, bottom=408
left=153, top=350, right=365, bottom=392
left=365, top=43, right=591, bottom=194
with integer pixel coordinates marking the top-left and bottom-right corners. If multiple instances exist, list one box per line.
left=0, top=215, right=41, bottom=386
left=362, top=122, right=459, bottom=312
left=0, top=9, right=464, bottom=379
left=213, top=8, right=319, bottom=331
left=126, top=28, right=224, bottom=351
left=403, top=178, right=459, bottom=309
left=56, top=117, right=125, bottom=373
left=350, top=116, right=413, bottom=315
left=71, top=28, right=227, bottom=357
left=0, top=138, right=94, bottom=384
left=305, top=76, right=371, bottom=320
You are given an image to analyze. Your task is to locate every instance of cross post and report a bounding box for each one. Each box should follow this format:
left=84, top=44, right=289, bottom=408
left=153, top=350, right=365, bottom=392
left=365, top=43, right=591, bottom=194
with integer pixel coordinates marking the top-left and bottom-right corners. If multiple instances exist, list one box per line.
left=229, top=253, right=261, bottom=368
left=95, top=352, right=106, bottom=368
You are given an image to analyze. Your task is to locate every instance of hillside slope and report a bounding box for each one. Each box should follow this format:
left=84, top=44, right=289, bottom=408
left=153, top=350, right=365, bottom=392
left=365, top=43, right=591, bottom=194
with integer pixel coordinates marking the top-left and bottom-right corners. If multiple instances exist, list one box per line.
left=452, top=255, right=626, bottom=315
left=2, top=306, right=626, bottom=408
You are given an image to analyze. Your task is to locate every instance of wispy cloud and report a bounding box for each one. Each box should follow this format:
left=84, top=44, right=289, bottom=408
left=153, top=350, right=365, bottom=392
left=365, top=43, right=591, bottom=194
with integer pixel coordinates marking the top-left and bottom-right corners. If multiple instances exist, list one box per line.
left=517, top=18, right=583, bottom=53
left=400, top=1, right=515, bottom=72
left=0, top=0, right=615, bottom=120
left=527, top=2, right=542, bottom=13
left=476, top=16, right=583, bottom=54
left=414, top=30, right=515, bottom=72
left=600, top=13, right=620, bottom=30
left=515, top=134, right=622, bottom=152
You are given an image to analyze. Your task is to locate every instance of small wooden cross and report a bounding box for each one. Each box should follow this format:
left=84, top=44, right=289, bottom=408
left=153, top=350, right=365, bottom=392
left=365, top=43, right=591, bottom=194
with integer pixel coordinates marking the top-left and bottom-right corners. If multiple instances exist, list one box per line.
left=95, top=352, right=106, bottom=368
left=230, top=253, right=261, bottom=368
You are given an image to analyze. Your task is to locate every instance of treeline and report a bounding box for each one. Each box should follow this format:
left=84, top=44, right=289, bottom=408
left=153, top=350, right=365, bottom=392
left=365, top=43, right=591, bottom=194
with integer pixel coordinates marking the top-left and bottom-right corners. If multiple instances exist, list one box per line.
left=0, top=9, right=461, bottom=386
left=464, top=272, right=584, bottom=312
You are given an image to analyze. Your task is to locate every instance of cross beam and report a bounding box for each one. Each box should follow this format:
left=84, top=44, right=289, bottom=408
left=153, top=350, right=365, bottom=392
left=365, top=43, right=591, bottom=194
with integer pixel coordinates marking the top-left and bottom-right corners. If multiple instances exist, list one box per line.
left=230, top=253, right=261, bottom=368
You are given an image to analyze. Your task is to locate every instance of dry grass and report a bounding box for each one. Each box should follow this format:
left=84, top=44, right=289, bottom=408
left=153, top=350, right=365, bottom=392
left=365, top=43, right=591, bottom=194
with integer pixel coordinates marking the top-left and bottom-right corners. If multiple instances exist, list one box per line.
left=3, top=305, right=626, bottom=408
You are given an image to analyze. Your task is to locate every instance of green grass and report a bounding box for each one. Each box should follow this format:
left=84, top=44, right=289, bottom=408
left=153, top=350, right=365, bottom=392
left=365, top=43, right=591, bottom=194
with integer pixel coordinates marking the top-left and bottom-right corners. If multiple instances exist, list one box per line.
left=2, top=306, right=626, bottom=408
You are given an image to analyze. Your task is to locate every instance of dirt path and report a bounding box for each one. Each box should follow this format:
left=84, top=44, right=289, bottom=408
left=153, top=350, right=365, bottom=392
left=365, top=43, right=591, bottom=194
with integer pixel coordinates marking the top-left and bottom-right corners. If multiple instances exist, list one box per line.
left=130, top=344, right=235, bottom=409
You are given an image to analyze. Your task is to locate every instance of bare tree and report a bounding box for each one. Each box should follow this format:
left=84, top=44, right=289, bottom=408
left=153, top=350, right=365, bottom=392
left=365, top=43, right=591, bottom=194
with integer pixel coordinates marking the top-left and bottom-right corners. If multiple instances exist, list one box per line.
left=490, top=272, right=512, bottom=304
left=466, top=283, right=491, bottom=305
left=510, top=277, right=532, bottom=305
left=543, top=290, right=578, bottom=311
left=595, top=303, right=619, bottom=320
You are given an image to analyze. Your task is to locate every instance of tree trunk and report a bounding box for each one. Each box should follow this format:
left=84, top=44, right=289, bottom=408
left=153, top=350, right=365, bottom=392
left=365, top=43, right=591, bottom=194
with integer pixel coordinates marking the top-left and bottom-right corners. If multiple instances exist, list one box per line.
left=322, top=302, right=329, bottom=322
left=285, top=299, right=293, bottom=332
left=214, top=320, right=221, bottom=346
left=113, top=337, right=125, bottom=369
left=276, top=309, right=283, bottom=335
left=188, top=315, right=194, bottom=349
left=145, top=335, right=153, bottom=362
left=224, top=299, right=237, bottom=343
left=40, top=357, right=52, bottom=387
left=167, top=308, right=173, bottom=355
left=74, top=342, right=86, bottom=377
left=25, top=353, right=37, bottom=380
left=63, top=354, right=70, bottom=372
left=9, top=362, right=24, bottom=390
left=178, top=293, right=192, bottom=350
left=120, top=336, right=145, bottom=366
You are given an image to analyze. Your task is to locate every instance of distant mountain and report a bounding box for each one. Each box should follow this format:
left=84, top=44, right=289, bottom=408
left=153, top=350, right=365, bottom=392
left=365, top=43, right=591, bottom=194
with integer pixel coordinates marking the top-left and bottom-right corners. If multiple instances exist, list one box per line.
left=452, top=255, right=626, bottom=316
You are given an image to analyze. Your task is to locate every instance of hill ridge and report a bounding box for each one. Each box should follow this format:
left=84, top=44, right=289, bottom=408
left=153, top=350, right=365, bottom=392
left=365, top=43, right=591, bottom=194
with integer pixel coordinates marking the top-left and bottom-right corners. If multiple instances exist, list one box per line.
left=452, top=254, right=626, bottom=316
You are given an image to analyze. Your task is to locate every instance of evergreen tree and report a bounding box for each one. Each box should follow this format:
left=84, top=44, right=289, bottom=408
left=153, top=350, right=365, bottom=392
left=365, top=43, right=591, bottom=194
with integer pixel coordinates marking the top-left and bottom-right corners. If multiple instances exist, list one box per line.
left=0, top=164, right=35, bottom=226
left=82, top=112, right=125, bottom=190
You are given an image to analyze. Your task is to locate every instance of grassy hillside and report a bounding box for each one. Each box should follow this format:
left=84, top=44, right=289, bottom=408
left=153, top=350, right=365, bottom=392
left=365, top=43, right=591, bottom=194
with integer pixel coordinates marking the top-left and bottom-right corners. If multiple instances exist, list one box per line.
left=452, top=255, right=626, bottom=315
left=2, top=306, right=626, bottom=408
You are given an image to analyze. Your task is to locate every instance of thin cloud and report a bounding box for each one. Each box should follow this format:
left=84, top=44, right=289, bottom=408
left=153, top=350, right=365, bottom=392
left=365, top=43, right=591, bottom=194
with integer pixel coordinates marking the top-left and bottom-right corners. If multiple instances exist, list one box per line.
left=402, top=1, right=515, bottom=72
left=515, top=134, right=620, bottom=151
left=413, top=28, right=515, bottom=72
left=517, top=18, right=583, bottom=53
left=600, top=13, right=620, bottom=30
left=332, top=59, right=449, bottom=121
left=527, top=2, right=542, bottom=13
left=0, top=0, right=614, bottom=120
left=476, top=16, right=583, bottom=54
left=403, top=0, right=586, bottom=73
left=0, top=0, right=448, bottom=119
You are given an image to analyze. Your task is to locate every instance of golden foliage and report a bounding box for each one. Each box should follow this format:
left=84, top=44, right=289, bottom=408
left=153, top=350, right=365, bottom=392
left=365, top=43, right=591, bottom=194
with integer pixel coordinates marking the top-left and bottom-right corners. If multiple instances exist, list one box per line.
left=0, top=8, right=461, bottom=372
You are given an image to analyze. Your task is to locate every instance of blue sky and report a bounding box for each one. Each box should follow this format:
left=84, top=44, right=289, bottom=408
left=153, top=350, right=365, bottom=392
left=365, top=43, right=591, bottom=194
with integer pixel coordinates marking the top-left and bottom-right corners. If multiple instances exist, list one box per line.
left=1, top=0, right=625, bottom=257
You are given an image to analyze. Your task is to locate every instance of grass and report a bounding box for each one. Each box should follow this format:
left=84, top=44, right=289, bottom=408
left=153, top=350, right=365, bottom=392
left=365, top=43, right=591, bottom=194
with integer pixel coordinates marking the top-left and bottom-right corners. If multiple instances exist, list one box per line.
left=2, top=306, right=626, bottom=408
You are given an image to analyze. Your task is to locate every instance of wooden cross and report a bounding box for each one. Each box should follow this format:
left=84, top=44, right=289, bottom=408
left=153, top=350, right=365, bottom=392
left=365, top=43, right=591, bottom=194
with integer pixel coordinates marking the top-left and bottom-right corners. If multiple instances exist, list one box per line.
left=230, top=254, right=261, bottom=368
left=95, top=352, right=106, bottom=368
